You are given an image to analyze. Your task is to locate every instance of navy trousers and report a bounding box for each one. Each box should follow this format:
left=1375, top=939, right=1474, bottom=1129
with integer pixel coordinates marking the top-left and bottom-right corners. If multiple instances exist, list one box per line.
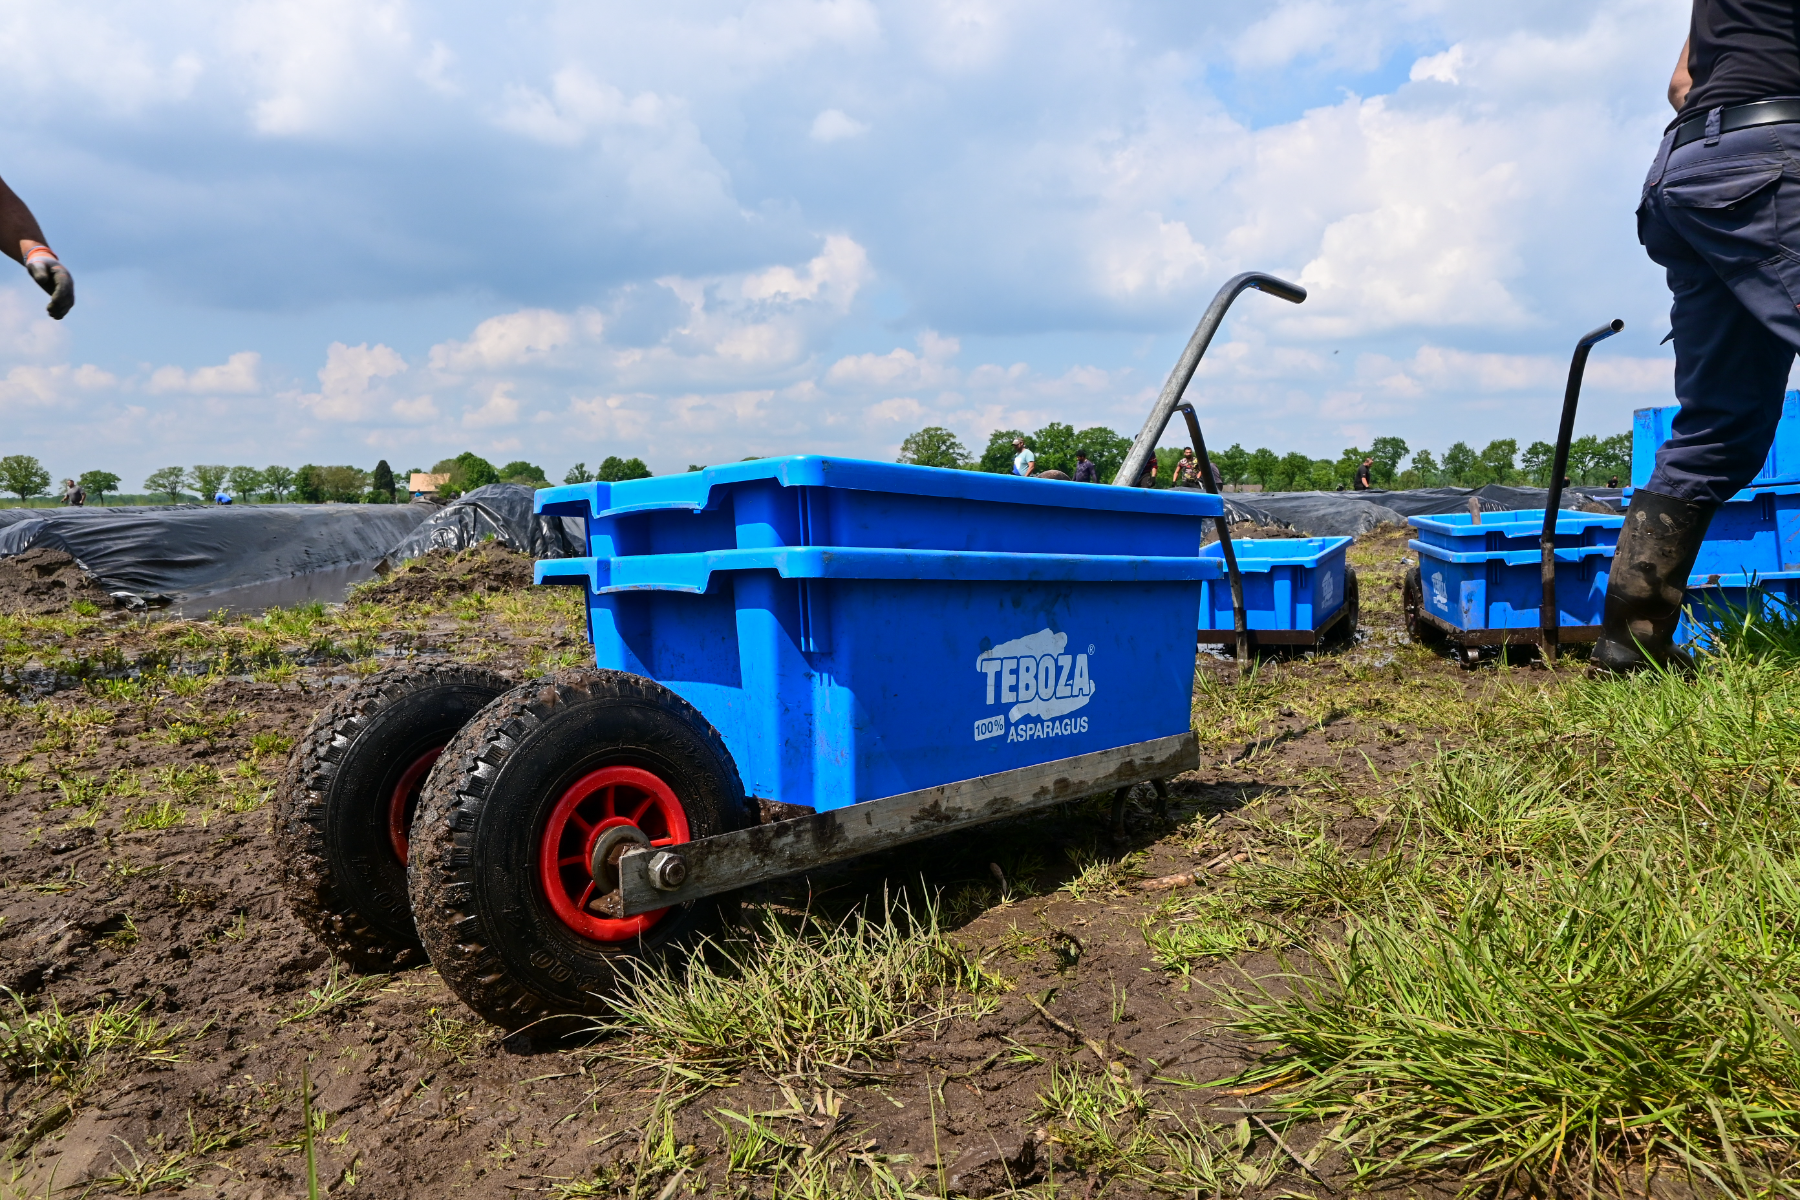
left=1639, top=117, right=1800, bottom=506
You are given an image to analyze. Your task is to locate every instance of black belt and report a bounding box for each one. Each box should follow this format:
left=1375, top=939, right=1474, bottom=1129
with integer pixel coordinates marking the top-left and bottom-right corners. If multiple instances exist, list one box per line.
left=1672, top=98, right=1800, bottom=149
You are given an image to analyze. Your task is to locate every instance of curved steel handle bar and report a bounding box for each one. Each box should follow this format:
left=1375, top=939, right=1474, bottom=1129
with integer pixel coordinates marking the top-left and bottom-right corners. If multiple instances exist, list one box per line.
left=1118, top=272, right=1306, bottom=488
left=1540, top=318, right=1623, bottom=661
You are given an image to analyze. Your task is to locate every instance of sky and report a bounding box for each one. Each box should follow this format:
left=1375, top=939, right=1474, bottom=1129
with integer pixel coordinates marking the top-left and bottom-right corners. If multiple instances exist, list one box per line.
left=0, top=0, right=1707, bottom=488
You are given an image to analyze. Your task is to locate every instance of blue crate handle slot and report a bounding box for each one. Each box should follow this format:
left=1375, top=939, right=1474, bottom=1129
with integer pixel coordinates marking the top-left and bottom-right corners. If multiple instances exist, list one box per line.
left=536, top=548, right=1225, bottom=595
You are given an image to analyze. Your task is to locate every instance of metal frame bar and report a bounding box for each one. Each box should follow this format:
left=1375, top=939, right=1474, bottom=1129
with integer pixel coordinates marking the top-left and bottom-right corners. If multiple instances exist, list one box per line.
left=1540, top=319, right=1623, bottom=662
left=1117, top=272, right=1305, bottom=490
left=1175, top=403, right=1249, bottom=666
left=615, top=732, right=1199, bottom=916
left=1195, top=598, right=1353, bottom=648
left=1419, top=607, right=1603, bottom=648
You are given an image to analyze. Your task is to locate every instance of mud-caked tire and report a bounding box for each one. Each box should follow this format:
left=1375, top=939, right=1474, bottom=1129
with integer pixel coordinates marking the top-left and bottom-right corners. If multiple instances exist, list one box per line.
left=1402, top=566, right=1447, bottom=647
left=408, top=668, right=749, bottom=1030
left=1326, top=566, right=1361, bottom=647
left=276, top=663, right=511, bottom=970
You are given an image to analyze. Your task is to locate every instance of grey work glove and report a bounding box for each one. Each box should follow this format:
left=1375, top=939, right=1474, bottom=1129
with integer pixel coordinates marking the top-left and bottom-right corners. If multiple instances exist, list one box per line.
left=25, top=249, right=73, bottom=319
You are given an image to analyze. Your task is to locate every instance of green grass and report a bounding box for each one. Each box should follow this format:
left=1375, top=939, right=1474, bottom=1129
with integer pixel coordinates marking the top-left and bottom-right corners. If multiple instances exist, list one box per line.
left=1218, top=656, right=1800, bottom=1195
left=598, top=893, right=1009, bottom=1092
left=0, top=993, right=184, bottom=1089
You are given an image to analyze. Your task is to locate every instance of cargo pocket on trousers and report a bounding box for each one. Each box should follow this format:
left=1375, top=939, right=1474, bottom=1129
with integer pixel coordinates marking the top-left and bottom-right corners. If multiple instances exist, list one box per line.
left=1660, top=165, right=1785, bottom=279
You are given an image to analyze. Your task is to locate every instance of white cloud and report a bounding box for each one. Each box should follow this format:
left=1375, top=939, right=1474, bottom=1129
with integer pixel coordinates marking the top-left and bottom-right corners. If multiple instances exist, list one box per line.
left=810, top=108, right=869, bottom=141
left=462, top=383, right=521, bottom=428
left=494, top=68, right=667, bottom=146
left=296, top=342, right=407, bottom=422
left=826, top=330, right=960, bottom=389
left=428, top=309, right=581, bottom=373
left=0, top=364, right=119, bottom=411
left=1411, top=43, right=1467, bottom=85
left=147, top=351, right=262, bottom=395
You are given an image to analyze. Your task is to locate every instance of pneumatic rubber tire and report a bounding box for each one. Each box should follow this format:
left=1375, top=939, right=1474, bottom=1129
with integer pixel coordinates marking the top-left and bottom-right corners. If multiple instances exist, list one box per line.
left=408, top=668, right=749, bottom=1030
left=1402, top=566, right=1447, bottom=647
left=1326, top=566, right=1360, bottom=647
left=276, top=663, right=510, bottom=971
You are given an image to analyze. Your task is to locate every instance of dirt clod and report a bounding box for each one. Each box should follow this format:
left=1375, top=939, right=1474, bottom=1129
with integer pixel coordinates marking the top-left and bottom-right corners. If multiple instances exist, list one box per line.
left=353, top=539, right=536, bottom=604
left=0, top=548, right=112, bottom=614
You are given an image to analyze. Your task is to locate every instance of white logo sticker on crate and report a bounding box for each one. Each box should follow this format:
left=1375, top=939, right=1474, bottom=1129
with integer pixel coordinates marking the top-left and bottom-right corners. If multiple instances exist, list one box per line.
left=975, top=628, right=1094, bottom=743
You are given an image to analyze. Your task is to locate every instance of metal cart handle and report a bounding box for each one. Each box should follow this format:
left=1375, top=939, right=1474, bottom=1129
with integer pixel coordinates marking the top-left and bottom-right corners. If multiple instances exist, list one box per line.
left=1117, top=271, right=1306, bottom=489
left=1540, top=319, right=1623, bottom=662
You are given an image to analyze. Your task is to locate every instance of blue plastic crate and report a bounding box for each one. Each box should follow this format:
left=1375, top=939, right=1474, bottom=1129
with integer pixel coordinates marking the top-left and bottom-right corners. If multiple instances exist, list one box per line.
left=1408, top=510, right=1622, bottom=556
left=1675, top=571, right=1800, bottom=649
left=1408, top=510, right=1622, bottom=631
left=1686, top=483, right=1800, bottom=578
left=535, top=456, right=1222, bottom=560
left=1196, top=537, right=1350, bottom=633
left=537, top=548, right=1221, bottom=813
left=1633, top=391, right=1800, bottom=489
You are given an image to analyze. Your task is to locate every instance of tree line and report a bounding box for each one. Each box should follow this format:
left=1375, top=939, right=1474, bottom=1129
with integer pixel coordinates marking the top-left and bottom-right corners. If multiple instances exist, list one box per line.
left=897, top=426, right=1634, bottom=490
left=0, top=450, right=660, bottom=505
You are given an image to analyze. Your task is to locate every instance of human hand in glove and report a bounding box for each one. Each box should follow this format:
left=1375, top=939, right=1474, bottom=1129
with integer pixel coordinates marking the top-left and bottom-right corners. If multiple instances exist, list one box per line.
left=22, top=243, right=72, bottom=320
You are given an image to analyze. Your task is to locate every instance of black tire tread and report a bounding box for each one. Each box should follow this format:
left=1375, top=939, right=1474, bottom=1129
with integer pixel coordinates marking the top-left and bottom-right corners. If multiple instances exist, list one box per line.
left=408, top=667, right=745, bottom=1029
left=275, top=661, right=511, bottom=970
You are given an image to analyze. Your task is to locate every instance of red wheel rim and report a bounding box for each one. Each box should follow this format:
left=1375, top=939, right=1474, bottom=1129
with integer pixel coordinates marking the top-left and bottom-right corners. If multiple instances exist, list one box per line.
left=538, top=765, right=690, bottom=942
left=388, top=747, right=443, bottom=866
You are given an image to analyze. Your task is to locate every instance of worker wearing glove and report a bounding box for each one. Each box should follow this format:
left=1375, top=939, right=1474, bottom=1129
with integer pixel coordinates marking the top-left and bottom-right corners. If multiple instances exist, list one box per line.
left=0, top=174, right=72, bottom=319
left=1596, top=1, right=1800, bottom=673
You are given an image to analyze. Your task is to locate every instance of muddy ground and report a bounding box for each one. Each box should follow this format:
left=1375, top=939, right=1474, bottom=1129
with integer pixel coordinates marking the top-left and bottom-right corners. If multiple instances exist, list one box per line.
left=0, top=533, right=1568, bottom=1198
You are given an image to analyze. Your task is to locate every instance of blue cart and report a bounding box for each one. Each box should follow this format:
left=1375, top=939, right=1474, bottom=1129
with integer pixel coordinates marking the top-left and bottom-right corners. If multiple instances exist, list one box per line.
left=376, top=457, right=1223, bottom=1027
left=1196, top=536, right=1356, bottom=648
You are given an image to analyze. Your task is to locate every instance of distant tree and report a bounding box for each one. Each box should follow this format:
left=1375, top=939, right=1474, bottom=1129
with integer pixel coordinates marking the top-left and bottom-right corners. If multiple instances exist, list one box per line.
left=1214, top=443, right=1250, bottom=487
left=1277, top=451, right=1314, bottom=491
left=1520, top=441, right=1555, bottom=487
left=227, top=466, right=264, bottom=502
left=316, top=465, right=370, bottom=501
left=1247, top=448, right=1280, bottom=489
left=1595, top=433, right=1632, bottom=484
left=1150, top=446, right=1184, bottom=485
left=500, top=460, right=546, bottom=485
left=1308, top=459, right=1339, bottom=491
left=370, top=460, right=396, bottom=502
left=293, top=465, right=325, bottom=503
left=596, top=456, right=652, bottom=482
left=897, top=426, right=972, bottom=469
left=685, top=464, right=705, bottom=473
left=433, top=452, right=500, bottom=493
left=1478, top=438, right=1518, bottom=485
left=1369, top=436, right=1409, bottom=485
left=0, top=454, right=50, bottom=501
left=144, top=466, right=187, bottom=502
left=977, top=429, right=1025, bottom=474
left=564, top=463, right=596, bottom=484
left=189, top=465, right=229, bottom=500
left=1073, top=427, right=1132, bottom=484
left=1441, top=442, right=1478, bottom=486
left=262, top=465, right=296, bottom=501
left=78, top=470, right=120, bottom=504
left=1027, top=423, right=1079, bottom=476
left=1406, top=449, right=1441, bottom=488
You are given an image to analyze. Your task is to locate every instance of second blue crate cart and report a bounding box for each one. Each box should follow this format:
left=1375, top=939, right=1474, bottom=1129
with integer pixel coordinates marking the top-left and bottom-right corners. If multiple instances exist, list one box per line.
left=1196, top=536, right=1357, bottom=648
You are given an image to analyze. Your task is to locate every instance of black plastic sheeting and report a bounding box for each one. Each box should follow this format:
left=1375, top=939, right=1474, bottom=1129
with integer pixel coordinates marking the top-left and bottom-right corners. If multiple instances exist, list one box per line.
left=387, top=483, right=585, bottom=561
left=0, top=503, right=430, bottom=604
left=1214, top=484, right=1624, bottom=538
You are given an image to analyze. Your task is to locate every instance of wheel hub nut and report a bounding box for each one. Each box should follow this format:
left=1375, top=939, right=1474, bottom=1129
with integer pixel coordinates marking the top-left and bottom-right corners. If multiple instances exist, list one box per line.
left=646, top=851, right=687, bottom=891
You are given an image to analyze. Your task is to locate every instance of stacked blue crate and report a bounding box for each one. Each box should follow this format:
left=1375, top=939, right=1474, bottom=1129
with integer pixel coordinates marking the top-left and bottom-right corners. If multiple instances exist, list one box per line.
left=532, top=457, right=1226, bottom=813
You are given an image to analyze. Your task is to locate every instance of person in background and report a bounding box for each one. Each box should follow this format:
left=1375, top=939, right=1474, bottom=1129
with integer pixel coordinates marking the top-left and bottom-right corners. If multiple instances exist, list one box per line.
left=1172, top=447, right=1200, bottom=487
left=1355, top=457, right=1375, bottom=490
left=215, top=490, right=232, bottom=505
left=1011, top=437, right=1036, bottom=477
left=59, top=478, right=84, bottom=506
left=0, top=175, right=73, bottom=319
left=1073, top=449, right=1098, bottom=483
left=1138, top=457, right=1158, bottom=487
left=1608, top=475, right=1621, bottom=488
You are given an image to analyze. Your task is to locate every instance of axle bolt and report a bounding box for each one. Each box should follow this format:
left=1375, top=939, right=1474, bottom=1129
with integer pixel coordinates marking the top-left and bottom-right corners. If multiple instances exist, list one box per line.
left=646, top=851, right=688, bottom=891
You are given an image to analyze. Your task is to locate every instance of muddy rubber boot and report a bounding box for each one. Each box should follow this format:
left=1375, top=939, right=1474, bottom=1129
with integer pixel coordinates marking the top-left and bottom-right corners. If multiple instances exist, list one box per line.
left=1590, top=488, right=1714, bottom=675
